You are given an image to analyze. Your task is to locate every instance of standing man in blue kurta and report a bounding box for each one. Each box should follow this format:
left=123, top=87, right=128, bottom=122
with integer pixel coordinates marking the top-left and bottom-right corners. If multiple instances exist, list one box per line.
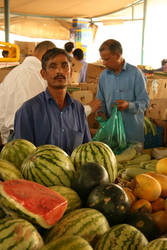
left=14, top=48, right=92, bottom=155
left=96, top=39, right=149, bottom=147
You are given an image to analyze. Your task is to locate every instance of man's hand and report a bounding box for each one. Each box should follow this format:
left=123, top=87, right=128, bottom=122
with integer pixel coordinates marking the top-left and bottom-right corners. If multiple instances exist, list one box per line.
left=114, top=99, right=129, bottom=111
left=88, top=98, right=102, bottom=113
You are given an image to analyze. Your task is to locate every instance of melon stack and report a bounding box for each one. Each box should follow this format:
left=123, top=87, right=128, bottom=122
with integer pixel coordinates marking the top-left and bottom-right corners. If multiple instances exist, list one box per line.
left=0, top=139, right=167, bottom=249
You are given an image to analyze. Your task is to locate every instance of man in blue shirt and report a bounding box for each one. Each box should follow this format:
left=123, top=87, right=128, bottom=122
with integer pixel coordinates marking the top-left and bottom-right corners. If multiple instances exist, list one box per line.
left=14, top=48, right=92, bottom=155
left=96, top=39, right=149, bottom=145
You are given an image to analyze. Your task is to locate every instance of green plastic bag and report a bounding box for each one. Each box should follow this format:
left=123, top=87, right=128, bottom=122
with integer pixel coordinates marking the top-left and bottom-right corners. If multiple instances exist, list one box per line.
left=93, top=105, right=127, bottom=154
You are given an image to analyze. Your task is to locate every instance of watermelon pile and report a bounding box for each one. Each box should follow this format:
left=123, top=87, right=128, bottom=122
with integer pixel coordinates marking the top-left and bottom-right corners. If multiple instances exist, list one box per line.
left=0, top=138, right=165, bottom=248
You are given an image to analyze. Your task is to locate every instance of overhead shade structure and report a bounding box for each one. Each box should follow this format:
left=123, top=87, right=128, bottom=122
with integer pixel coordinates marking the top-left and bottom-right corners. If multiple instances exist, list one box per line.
left=0, top=0, right=138, bottom=19
left=0, top=0, right=140, bottom=42
left=0, top=16, right=71, bottom=40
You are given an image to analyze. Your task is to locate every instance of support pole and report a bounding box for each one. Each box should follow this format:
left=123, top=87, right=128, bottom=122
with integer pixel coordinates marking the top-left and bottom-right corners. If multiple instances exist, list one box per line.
left=4, top=0, right=10, bottom=42
left=141, top=0, right=148, bottom=65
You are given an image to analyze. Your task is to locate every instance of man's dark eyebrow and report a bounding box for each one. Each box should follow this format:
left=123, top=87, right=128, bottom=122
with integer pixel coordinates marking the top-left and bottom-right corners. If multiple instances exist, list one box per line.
left=49, top=62, right=57, bottom=66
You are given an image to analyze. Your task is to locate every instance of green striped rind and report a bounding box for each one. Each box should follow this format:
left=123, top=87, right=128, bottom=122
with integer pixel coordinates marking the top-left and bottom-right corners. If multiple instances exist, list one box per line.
left=46, top=208, right=110, bottom=245
left=21, top=145, right=75, bottom=187
left=0, top=194, right=42, bottom=227
left=143, top=238, right=167, bottom=249
left=0, top=206, right=6, bottom=218
left=95, top=224, right=148, bottom=250
left=0, top=218, right=43, bottom=249
left=0, top=139, right=36, bottom=169
left=41, top=235, right=93, bottom=250
left=0, top=159, right=23, bottom=180
left=49, top=186, right=82, bottom=213
left=71, top=141, right=117, bottom=182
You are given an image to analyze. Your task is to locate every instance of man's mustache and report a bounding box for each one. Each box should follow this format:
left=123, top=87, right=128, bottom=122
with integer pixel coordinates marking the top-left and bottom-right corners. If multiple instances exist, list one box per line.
left=54, top=74, right=66, bottom=80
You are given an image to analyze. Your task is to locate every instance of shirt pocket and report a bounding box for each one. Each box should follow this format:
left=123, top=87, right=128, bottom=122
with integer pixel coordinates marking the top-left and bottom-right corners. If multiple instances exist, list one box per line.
left=67, top=129, right=84, bottom=154
left=119, top=82, right=134, bottom=101
left=119, top=88, right=134, bottom=101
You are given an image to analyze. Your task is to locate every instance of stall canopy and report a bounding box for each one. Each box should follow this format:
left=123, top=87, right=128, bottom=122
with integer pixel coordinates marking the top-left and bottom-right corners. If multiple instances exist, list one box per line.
left=0, top=0, right=140, bottom=40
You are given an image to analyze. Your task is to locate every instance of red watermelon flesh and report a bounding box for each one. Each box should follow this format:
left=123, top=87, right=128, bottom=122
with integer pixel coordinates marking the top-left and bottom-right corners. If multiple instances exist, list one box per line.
left=2, top=179, right=68, bottom=227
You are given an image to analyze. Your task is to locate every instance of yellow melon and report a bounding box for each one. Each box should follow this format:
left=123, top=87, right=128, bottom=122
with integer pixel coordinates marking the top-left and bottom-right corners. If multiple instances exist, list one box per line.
left=156, top=158, right=167, bottom=175
left=132, top=174, right=161, bottom=202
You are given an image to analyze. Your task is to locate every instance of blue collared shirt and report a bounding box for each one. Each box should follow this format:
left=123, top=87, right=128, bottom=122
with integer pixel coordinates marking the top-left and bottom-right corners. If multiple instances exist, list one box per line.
left=96, top=61, right=150, bottom=143
left=14, top=89, right=91, bottom=155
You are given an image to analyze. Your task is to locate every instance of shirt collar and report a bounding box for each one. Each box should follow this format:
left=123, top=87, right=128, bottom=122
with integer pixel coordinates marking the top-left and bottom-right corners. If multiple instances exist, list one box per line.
left=122, top=60, right=127, bottom=70
left=106, top=59, right=127, bottom=73
left=45, top=88, right=74, bottom=106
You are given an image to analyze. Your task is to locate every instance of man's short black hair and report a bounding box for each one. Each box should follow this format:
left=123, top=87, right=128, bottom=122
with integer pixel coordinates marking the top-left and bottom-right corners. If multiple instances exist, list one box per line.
left=73, top=48, right=84, bottom=61
left=42, top=47, right=70, bottom=70
left=64, top=42, right=74, bottom=53
left=99, top=39, right=123, bottom=55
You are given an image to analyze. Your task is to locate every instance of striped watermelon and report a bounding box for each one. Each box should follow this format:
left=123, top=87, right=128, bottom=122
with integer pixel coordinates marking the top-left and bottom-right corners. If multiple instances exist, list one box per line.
left=0, top=179, right=67, bottom=229
left=0, top=206, right=6, bottom=218
left=0, top=139, right=36, bottom=169
left=49, top=185, right=82, bottom=213
left=95, top=224, right=148, bottom=250
left=0, top=218, right=43, bottom=249
left=143, top=238, right=167, bottom=249
left=41, top=235, right=93, bottom=250
left=46, top=208, right=110, bottom=246
left=21, top=145, right=75, bottom=187
left=0, top=159, right=23, bottom=180
left=71, top=141, right=117, bottom=182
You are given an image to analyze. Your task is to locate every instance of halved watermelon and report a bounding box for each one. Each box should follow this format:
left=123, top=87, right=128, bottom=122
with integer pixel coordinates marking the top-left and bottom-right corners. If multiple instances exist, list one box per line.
left=0, top=179, right=67, bottom=228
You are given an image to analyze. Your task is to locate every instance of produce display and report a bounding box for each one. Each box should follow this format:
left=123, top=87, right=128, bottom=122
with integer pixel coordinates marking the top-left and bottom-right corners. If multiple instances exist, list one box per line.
left=0, top=138, right=167, bottom=249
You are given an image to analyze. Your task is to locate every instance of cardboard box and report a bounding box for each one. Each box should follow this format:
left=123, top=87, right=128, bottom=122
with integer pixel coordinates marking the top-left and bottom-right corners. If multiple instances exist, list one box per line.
left=70, top=90, right=93, bottom=104
left=147, top=78, right=167, bottom=99
left=146, top=99, right=167, bottom=121
left=86, top=63, right=105, bottom=83
left=79, top=83, right=98, bottom=97
left=14, top=41, right=36, bottom=62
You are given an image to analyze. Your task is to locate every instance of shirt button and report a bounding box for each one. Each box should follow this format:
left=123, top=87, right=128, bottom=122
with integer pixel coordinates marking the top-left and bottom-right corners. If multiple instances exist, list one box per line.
left=62, top=129, right=64, bottom=132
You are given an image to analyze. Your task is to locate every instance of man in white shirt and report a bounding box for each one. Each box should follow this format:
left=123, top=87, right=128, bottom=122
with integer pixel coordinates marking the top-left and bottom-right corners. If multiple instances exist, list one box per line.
left=0, top=40, right=56, bottom=145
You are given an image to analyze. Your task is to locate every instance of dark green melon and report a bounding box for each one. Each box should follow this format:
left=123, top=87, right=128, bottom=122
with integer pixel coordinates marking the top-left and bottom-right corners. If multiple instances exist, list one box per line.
left=87, top=183, right=130, bottom=226
left=126, top=212, right=158, bottom=241
left=72, top=162, right=110, bottom=202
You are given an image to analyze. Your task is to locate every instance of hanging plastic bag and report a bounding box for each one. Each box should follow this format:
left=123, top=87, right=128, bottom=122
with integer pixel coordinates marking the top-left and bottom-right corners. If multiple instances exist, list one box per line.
left=93, top=105, right=128, bottom=154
